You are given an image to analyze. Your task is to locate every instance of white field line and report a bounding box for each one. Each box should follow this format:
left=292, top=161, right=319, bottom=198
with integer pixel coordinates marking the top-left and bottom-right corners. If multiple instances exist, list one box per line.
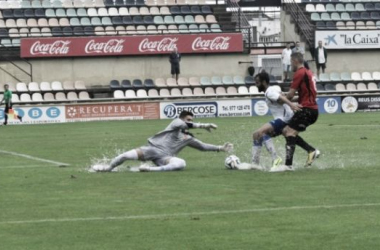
left=0, top=150, right=69, bottom=166
left=0, top=164, right=55, bottom=169
left=1, top=202, right=380, bottom=225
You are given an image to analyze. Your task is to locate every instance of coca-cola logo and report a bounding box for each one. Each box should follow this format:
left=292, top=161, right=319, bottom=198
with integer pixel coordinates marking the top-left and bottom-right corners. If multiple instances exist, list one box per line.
left=139, top=37, right=178, bottom=52
left=192, top=36, right=231, bottom=51
left=85, top=39, right=125, bottom=54
left=30, top=41, right=71, bottom=55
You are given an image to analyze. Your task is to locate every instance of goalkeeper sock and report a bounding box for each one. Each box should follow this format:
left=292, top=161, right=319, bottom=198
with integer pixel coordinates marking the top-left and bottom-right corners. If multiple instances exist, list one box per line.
left=263, top=134, right=278, bottom=161
left=109, top=149, right=139, bottom=169
left=295, top=136, right=315, bottom=153
left=148, top=158, right=186, bottom=171
left=285, top=136, right=296, bottom=166
left=252, top=137, right=263, bottom=164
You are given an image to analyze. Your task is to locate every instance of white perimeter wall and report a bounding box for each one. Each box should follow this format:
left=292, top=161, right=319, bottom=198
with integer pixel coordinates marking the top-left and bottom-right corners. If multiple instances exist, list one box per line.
left=0, top=54, right=251, bottom=86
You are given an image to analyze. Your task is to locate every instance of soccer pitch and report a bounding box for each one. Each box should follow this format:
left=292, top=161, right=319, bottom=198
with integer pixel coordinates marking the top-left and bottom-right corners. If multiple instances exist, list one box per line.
left=1, top=113, right=380, bottom=250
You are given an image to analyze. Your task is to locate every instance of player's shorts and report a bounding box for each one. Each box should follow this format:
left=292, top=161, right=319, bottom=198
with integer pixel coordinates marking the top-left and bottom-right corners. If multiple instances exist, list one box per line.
left=139, top=145, right=171, bottom=166
left=4, top=103, right=12, bottom=113
left=269, top=118, right=288, bottom=136
left=283, top=64, right=290, bottom=72
left=287, top=108, right=318, bottom=132
left=171, top=63, right=180, bottom=75
left=317, top=63, right=326, bottom=71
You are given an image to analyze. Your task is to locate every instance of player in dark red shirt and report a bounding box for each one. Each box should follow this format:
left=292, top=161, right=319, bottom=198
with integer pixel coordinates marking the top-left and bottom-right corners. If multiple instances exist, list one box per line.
left=270, top=52, right=320, bottom=172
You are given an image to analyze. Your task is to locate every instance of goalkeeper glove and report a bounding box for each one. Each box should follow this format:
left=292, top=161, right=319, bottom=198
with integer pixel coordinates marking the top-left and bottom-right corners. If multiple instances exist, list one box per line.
left=219, top=143, right=233, bottom=153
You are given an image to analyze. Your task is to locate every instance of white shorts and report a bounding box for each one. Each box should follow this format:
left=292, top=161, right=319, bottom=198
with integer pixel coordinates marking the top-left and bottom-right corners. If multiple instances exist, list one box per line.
left=283, top=64, right=290, bottom=72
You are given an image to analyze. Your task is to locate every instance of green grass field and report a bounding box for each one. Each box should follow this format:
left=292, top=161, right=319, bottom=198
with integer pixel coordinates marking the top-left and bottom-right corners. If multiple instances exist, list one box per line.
left=1, top=113, right=380, bottom=250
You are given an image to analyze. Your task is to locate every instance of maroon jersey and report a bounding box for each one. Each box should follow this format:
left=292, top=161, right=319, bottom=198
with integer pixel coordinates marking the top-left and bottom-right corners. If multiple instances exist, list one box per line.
left=291, top=67, right=318, bottom=109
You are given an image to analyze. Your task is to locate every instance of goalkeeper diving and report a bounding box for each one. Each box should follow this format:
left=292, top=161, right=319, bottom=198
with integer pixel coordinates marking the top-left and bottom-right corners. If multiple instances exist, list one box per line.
left=91, top=110, right=233, bottom=172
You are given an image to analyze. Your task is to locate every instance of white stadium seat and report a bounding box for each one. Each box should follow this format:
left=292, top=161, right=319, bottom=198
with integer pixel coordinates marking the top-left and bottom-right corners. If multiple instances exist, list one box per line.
left=113, top=90, right=124, bottom=99
left=159, top=89, right=170, bottom=97
left=20, top=93, right=31, bottom=102
left=32, top=93, right=44, bottom=102
left=346, top=83, right=357, bottom=91
left=216, top=87, right=227, bottom=95
left=148, top=89, right=159, bottom=97
left=44, top=93, right=55, bottom=101
left=238, top=86, right=249, bottom=94
left=28, top=82, right=40, bottom=91
left=67, top=92, right=79, bottom=100
left=362, top=72, right=373, bottom=81
left=16, top=82, right=28, bottom=92
left=125, top=90, right=136, bottom=98
left=178, top=77, right=189, bottom=86
left=79, top=91, right=90, bottom=100
left=55, top=92, right=67, bottom=101
left=189, top=77, right=200, bottom=86
left=249, top=86, right=259, bottom=94
left=182, top=88, right=193, bottom=96
left=63, top=81, right=75, bottom=90
left=351, top=72, right=362, bottom=81
left=336, top=83, right=346, bottom=91
left=205, top=87, right=216, bottom=95
left=170, top=88, right=182, bottom=96
left=367, top=82, right=378, bottom=90
left=137, top=89, right=148, bottom=98
left=193, top=87, right=204, bottom=96
left=166, top=78, right=177, bottom=86
left=12, top=94, right=20, bottom=103
left=75, top=80, right=86, bottom=90
left=40, top=82, right=52, bottom=91
left=357, top=83, right=367, bottom=91
left=52, top=81, right=63, bottom=91
left=155, top=78, right=166, bottom=87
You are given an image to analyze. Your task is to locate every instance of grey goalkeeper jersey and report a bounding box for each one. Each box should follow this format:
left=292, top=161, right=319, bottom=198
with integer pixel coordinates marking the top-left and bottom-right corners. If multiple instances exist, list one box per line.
left=147, top=119, right=220, bottom=156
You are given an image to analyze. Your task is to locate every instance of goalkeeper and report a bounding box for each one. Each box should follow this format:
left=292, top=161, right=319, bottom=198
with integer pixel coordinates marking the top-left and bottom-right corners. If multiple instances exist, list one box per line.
left=92, top=110, right=233, bottom=172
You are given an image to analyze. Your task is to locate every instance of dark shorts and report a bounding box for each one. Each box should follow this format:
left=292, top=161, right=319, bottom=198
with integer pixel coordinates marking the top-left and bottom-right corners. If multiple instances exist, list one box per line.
left=317, top=63, right=326, bottom=71
left=288, top=108, right=318, bottom=132
left=269, top=118, right=288, bottom=137
left=171, top=63, right=180, bottom=75
left=4, top=103, right=12, bottom=113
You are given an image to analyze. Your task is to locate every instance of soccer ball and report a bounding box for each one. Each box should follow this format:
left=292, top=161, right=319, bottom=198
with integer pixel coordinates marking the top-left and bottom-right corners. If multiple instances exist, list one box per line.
left=225, top=155, right=241, bottom=170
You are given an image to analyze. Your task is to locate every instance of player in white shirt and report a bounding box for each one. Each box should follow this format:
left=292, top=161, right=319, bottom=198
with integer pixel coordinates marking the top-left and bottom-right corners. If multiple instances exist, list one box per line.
left=252, top=72, right=319, bottom=172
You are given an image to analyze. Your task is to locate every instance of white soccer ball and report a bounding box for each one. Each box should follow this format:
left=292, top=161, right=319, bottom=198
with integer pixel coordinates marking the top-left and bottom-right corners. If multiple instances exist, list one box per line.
left=225, top=155, right=241, bottom=170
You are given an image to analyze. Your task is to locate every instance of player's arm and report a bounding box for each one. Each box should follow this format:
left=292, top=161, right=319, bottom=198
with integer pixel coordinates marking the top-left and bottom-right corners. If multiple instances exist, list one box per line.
left=286, top=88, right=297, bottom=101
left=192, top=122, right=217, bottom=132
left=278, top=94, right=301, bottom=111
left=188, top=138, right=233, bottom=152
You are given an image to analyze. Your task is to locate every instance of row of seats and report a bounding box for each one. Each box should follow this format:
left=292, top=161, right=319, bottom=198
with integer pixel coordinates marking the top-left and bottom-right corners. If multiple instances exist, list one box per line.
left=301, top=0, right=379, bottom=3
left=110, top=76, right=254, bottom=88
left=318, top=72, right=380, bottom=82
left=316, top=20, right=380, bottom=29
left=0, top=0, right=208, bottom=9
left=0, top=6, right=213, bottom=18
left=0, top=81, right=86, bottom=92
left=317, top=82, right=379, bottom=92
left=0, top=15, right=218, bottom=27
left=0, top=23, right=221, bottom=39
left=311, top=11, right=380, bottom=21
left=2, top=91, right=91, bottom=102
left=113, top=86, right=262, bottom=98
left=306, top=3, right=380, bottom=12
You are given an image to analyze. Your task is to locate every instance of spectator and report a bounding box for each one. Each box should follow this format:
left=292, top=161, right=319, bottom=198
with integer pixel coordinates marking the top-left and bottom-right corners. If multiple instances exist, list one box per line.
left=292, top=41, right=305, bottom=55
left=292, top=41, right=309, bottom=70
left=314, top=40, right=327, bottom=77
left=169, top=48, right=181, bottom=82
left=282, top=43, right=292, bottom=81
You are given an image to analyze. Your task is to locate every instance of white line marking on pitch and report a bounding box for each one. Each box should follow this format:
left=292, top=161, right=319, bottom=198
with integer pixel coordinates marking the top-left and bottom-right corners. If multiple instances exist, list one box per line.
left=0, top=150, right=69, bottom=166
left=1, top=203, right=379, bottom=225
left=0, top=165, right=54, bottom=169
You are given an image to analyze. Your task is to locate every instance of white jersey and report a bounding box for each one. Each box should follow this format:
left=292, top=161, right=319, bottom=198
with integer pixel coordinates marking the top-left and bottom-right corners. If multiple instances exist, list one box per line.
left=265, top=86, right=294, bottom=123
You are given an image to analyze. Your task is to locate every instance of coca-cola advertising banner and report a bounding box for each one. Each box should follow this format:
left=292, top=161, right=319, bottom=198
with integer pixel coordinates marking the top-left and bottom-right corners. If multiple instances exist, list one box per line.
left=20, top=33, right=243, bottom=58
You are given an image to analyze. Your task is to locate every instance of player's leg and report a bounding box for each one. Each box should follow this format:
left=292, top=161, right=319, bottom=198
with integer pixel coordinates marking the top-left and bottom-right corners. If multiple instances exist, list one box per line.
left=322, top=63, right=326, bottom=74
left=140, top=157, right=186, bottom=172
left=108, top=148, right=142, bottom=170
left=252, top=122, right=281, bottom=167
left=317, top=64, right=320, bottom=77
left=3, top=104, right=9, bottom=125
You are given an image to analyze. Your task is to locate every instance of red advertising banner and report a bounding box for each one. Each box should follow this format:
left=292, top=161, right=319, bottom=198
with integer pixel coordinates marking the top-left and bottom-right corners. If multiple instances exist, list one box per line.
left=65, top=102, right=160, bottom=121
left=20, top=33, right=244, bottom=58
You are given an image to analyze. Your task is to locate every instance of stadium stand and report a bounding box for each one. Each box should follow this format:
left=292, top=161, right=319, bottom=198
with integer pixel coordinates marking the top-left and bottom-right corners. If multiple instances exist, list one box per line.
left=0, top=0, right=225, bottom=43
